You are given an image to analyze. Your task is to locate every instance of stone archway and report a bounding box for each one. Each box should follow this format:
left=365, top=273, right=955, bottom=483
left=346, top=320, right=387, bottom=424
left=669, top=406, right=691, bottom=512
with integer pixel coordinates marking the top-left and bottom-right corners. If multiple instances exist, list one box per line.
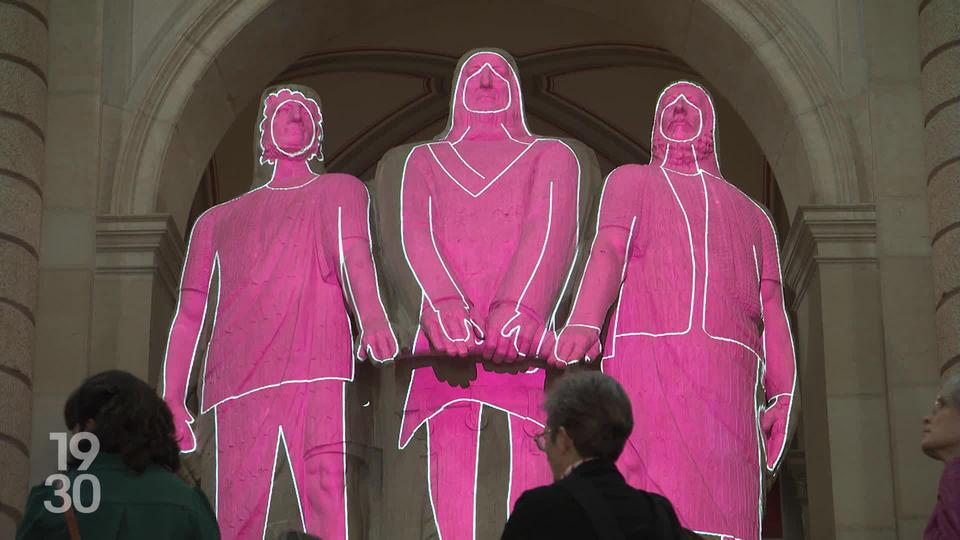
left=98, top=0, right=866, bottom=538
left=106, top=0, right=861, bottom=230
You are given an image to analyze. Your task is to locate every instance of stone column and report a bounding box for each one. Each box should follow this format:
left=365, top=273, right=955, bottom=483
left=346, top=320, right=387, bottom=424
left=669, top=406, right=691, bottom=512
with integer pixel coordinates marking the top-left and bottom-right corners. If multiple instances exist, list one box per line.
left=919, top=0, right=960, bottom=373
left=0, top=0, right=47, bottom=535
left=782, top=205, right=897, bottom=540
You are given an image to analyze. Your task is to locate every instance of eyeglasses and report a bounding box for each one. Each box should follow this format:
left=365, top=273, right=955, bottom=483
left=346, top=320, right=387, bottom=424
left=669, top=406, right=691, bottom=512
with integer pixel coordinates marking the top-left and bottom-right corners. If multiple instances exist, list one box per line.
left=933, top=396, right=948, bottom=413
left=533, top=428, right=554, bottom=452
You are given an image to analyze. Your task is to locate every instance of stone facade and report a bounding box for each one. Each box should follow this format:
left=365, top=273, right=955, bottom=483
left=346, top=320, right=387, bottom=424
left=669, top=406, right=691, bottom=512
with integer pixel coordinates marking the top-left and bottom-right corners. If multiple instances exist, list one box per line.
left=0, top=1, right=953, bottom=539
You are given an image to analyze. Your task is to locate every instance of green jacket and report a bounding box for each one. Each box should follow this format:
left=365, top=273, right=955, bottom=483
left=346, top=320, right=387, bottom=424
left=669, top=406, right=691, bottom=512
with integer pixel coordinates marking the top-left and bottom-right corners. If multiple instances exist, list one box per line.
left=16, top=453, right=219, bottom=540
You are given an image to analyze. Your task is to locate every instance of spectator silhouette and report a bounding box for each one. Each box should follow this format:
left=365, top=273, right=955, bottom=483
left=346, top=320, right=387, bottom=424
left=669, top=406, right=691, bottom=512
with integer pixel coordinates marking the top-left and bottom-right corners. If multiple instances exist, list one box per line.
left=502, top=371, right=695, bottom=539
left=922, top=372, right=960, bottom=539
left=16, top=370, right=219, bottom=540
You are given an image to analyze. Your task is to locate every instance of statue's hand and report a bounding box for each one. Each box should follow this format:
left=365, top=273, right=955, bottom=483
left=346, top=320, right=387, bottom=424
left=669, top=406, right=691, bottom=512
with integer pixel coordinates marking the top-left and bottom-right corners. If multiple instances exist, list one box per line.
left=550, top=325, right=601, bottom=368
left=168, top=405, right=197, bottom=453
left=358, top=319, right=399, bottom=363
left=482, top=305, right=543, bottom=364
left=760, top=395, right=792, bottom=470
left=421, top=298, right=480, bottom=357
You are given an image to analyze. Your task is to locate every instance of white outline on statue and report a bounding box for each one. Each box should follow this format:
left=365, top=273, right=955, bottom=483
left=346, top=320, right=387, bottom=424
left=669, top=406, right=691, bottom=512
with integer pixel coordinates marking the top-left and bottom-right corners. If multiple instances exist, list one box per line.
left=161, top=87, right=394, bottom=540
left=658, top=94, right=704, bottom=143
left=461, top=62, right=513, bottom=114
left=258, top=89, right=325, bottom=166
left=269, top=99, right=318, bottom=159
left=396, top=50, right=581, bottom=540
left=554, top=80, right=797, bottom=540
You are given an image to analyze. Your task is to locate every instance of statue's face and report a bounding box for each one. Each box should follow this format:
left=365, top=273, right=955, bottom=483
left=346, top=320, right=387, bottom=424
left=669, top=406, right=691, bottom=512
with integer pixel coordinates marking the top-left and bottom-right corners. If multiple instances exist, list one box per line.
left=461, top=52, right=513, bottom=113
left=658, top=85, right=708, bottom=143
left=270, top=99, right=316, bottom=155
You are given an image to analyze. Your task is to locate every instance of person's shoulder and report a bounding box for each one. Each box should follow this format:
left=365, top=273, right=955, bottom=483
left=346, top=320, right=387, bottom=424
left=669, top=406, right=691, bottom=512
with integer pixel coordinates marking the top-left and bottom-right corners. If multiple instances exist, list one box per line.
left=630, top=488, right=696, bottom=537
left=135, top=470, right=218, bottom=525
left=130, top=467, right=208, bottom=506
left=25, top=481, right=57, bottom=499
left=643, top=490, right=676, bottom=512
left=513, top=482, right=579, bottom=513
left=505, top=484, right=585, bottom=539
left=184, top=485, right=219, bottom=532
left=941, top=458, right=960, bottom=488
left=16, top=484, right=71, bottom=540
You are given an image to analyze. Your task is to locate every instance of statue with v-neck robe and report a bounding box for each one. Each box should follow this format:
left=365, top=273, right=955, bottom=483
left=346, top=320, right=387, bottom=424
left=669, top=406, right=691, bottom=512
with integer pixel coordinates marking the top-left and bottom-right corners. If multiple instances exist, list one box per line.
left=374, top=49, right=586, bottom=540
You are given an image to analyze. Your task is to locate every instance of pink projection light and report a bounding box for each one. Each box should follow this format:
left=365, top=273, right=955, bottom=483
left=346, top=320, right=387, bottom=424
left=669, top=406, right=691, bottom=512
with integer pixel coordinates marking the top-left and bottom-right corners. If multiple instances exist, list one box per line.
left=259, top=89, right=324, bottom=164
left=553, top=81, right=797, bottom=540
left=160, top=88, right=397, bottom=540
left=398, top=50, right=581, bottom=540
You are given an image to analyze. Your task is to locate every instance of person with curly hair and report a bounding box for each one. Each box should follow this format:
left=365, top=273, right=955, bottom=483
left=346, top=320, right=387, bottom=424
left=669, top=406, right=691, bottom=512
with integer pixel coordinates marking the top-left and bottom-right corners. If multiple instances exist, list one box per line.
left=15, top=370, right=220, bottom=540
left=161, top=85, right=397, bottom=540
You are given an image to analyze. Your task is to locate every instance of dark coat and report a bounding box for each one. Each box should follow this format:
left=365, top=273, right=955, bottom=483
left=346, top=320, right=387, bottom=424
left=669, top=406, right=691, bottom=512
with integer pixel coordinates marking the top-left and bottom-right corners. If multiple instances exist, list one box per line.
left=16, top=453, right=219, bottom=540
left=501, top=459, right=692, bottom=540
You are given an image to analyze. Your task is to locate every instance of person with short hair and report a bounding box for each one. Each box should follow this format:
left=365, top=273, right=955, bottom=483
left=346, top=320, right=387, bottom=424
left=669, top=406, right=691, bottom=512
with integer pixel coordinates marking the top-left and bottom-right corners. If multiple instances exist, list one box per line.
left=16, top=370, right=219, bottom=540
left=501, top=371, right=693, bottom=539
left=922, top=372, right=960, bottom=539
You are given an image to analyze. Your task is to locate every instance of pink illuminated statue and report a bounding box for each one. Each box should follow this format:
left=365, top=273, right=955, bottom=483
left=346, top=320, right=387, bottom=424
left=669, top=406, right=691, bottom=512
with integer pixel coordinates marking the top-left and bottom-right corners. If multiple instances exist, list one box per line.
left=553, top=81, right=797, bottom=540
left=161, top=87, right=398, bottom=540
left=398, top=50, right=581, bottom=539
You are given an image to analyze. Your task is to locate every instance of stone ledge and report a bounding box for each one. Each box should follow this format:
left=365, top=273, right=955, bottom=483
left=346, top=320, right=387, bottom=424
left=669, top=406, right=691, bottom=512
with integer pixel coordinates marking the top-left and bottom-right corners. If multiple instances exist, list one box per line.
left=95, top=214, right=184, bottom=300
left=782, top=205, right=877, bottom=308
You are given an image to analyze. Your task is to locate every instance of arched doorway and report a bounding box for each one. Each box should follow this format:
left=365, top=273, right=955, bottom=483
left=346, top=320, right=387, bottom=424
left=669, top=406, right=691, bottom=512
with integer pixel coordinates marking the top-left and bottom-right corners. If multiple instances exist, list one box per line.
left=100, top=1, right=865, bottom=538
left=108, top=0, right=859, bottom=226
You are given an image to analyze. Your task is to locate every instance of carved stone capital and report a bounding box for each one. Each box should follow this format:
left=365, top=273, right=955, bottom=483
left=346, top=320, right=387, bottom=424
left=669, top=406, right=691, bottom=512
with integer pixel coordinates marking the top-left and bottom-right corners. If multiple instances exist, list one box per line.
left=782, top=205, right=877, bottom=309
left=95, top=214, right=185, bottom=299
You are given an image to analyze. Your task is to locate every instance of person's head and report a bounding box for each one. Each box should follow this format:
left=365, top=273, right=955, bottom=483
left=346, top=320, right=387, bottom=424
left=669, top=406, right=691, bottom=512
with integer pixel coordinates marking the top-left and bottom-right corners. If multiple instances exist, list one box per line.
left=64, top=370, right=181, bottom=473
left=538, top=371, right=634, bottom=480
left=922, top=372, right=960, bottom=462
left=258, top=87, right=323, bottom=165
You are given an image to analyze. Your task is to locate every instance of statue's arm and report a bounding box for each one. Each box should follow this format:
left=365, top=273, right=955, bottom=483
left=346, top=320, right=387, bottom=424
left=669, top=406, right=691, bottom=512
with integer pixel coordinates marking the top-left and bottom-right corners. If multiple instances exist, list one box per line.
left=551, top=166, right=636, bottom=364
left=160, top=210, right=217, bottom=452
left=336, top=176, right=399, bottom=363
left=757, top=206, right=798, bottom=472
left=489, top=142, right=581, bottom=350
left=400, top=148, right=476, bottom=352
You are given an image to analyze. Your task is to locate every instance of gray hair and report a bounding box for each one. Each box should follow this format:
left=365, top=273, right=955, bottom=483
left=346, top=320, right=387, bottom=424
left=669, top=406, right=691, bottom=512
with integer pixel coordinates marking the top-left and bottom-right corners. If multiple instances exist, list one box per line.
left=943, top=371, right=960, bottom=407
left=544, top=371, right=634, bottom=461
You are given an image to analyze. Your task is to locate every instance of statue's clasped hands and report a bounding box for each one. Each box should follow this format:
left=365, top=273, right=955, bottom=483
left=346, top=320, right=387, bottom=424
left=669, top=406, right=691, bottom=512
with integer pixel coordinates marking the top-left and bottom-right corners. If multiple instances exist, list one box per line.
left=422, top=298, right=484, bottom=357
left=481, top=303, right=543, bottom=364
left=546, top=324, right=601, bottom=368
left=421, top=299, right=551, bottom=364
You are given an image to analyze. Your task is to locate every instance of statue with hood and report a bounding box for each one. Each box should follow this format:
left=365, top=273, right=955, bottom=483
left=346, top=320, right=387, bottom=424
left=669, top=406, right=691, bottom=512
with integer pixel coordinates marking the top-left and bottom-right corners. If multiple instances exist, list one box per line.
left=372, top=49, right=597, bottom=539
left=160, top=85, right=398, bottom=540
left=553, top=81, right=798, bottom=540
